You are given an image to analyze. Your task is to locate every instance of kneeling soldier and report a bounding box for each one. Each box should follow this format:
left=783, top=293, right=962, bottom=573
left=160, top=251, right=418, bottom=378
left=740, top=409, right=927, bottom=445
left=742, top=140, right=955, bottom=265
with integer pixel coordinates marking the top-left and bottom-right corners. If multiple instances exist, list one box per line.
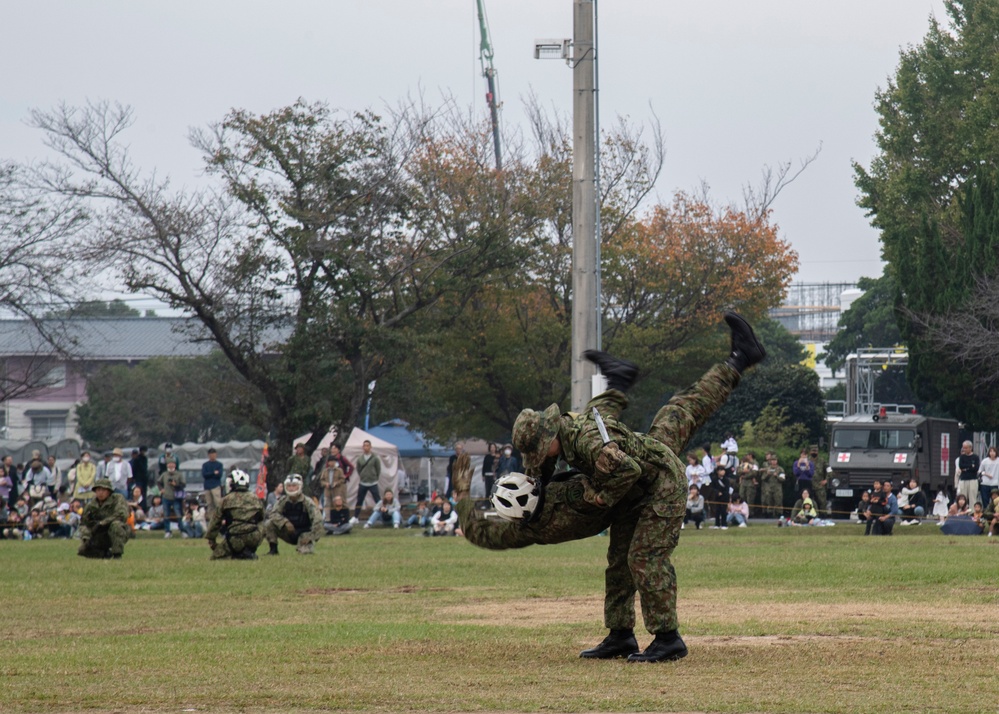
left=78, top=478, right=129, bottom=559
left=206, top=468, right=264, bottom=560
left=264, top=474, right=324, bottom=554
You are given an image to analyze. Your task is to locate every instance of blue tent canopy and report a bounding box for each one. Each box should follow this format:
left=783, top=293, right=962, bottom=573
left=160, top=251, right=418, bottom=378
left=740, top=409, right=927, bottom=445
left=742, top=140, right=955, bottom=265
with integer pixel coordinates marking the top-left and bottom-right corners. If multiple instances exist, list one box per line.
left=367, top=419, right=451, bottom=458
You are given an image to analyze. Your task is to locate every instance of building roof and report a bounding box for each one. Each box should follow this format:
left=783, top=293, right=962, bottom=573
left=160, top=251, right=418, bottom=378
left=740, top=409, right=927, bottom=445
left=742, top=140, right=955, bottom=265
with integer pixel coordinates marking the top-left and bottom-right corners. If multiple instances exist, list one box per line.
left=0, top=317, right=217, bottom=360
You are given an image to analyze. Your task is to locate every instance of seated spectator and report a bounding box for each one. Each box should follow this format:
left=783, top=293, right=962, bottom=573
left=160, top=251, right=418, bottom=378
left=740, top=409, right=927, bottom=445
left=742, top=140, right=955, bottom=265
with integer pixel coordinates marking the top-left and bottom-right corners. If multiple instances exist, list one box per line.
left=932, top=487, right=949, bottom=525
left=364, top=489, right=401, bottom=529
left=265, top=482, right=283, bottom=512
left=971, top=502, right=986, bottom=533
left=684, top=485, right=705, bottom=530
left=324, top=495, right=353, bottom=535
left=25, top=505, right=48, bottom=539
left=863, top=494, right=885, bottom=535
left=146, top=496, right=167, bottom=534
left=789, top=489, right=816, bottom=525
left=406, top=500, right=432, bottom=529
left=948, top=494, right=970, bottom=518
left=2, top=506, right=23, bottom=540
left=179, top=502, right=207, bottom=539
left=726, top=495, right=749, bottom=528
left=52, top=502, right=75, bottom=538
left=128, top=486, right=147, bottom=526
left=871, top=481, right=899, bottom=535
left=430, top=500, right=458, bottom=536
left=898, top=478, right=926, bottom=525
left=983, top=489, right=999, bottom=537
left=0, top=464, right=12, bottom=505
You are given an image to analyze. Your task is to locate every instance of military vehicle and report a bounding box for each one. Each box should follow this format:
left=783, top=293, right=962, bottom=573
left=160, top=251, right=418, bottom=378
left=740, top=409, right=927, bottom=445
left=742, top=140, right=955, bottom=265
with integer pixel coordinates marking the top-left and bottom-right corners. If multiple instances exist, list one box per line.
left=827, top=413, right=960, bottom=513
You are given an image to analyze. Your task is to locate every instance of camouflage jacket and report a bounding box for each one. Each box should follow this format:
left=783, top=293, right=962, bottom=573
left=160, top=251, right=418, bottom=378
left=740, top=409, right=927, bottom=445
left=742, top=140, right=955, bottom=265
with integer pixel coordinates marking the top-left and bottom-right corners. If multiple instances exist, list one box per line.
left=759, top=465, right=784, bottom=486
left=80, top=493, right=129, bottom=530
left=206, top=489, right=264, bottom=541
left=266, top=495, right=324, bottom=540
left=557, top=390, right=672, bottom=509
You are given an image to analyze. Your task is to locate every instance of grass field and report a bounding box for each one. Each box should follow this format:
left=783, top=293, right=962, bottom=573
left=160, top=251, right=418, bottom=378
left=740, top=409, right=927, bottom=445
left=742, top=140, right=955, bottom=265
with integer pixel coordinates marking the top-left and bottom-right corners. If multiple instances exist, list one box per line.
left=1, top=522, right=996, bottom=713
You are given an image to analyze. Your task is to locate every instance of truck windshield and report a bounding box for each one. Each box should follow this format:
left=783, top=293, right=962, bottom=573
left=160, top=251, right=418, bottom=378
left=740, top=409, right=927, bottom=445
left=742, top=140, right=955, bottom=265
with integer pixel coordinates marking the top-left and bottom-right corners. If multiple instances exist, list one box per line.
left=833, top=429, right=917, bottom=450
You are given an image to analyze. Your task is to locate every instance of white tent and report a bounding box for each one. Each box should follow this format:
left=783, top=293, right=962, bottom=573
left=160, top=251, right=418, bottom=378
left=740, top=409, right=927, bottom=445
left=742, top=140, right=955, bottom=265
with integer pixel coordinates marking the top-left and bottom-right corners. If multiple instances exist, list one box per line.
left=296, top=426, right=400, bottom=508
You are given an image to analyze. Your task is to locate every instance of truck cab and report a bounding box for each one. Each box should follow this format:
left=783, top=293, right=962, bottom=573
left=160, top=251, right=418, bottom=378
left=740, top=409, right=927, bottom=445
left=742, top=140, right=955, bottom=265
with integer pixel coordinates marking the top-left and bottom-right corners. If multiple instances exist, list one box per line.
left=828, top=414, right=959, bottom=514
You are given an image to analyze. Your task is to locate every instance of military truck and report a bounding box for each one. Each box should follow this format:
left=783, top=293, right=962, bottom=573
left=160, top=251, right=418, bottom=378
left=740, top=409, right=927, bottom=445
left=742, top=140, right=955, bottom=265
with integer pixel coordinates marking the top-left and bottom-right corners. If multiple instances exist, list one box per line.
left=827, top=413, right=961, bottom=514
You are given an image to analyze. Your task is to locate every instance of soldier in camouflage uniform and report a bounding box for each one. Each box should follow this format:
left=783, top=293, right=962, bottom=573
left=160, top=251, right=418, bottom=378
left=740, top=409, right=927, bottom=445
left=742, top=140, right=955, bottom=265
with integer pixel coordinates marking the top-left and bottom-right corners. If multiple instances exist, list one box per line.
left=263, top=474, right=324, bottom=554
left=737, top=453, right=759, bottom=516
left=456, top=311, right=765, bottom=662
left=759, top=452, right=785, bottom=518
left=206, top=469, right=264, bottom=560
left=809, top=445, right=829, bottom=515
left=77, top=478, right=130, bottom=559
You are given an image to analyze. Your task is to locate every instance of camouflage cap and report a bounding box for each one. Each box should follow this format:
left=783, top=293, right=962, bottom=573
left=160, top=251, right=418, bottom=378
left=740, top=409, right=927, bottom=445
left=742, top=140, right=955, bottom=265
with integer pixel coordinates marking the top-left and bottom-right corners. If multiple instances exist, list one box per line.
left=93, top=478, right=113, bottom=491
left=512, top=403, right=561, bottom=470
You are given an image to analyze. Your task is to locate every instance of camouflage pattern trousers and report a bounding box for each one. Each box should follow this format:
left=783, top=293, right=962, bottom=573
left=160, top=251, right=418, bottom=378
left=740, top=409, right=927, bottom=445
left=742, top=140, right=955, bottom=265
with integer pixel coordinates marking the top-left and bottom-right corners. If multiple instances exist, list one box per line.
left=761, top=484, right=783, bottom=517
left=264, top=521, right=317, bottom=554
left=739, top=482, right=758, bottom=515
left=77, top=522, right=128, bottom=558
left=459, top=362, right=739, bottom=636
left=211, top=529, right=263, bottom=560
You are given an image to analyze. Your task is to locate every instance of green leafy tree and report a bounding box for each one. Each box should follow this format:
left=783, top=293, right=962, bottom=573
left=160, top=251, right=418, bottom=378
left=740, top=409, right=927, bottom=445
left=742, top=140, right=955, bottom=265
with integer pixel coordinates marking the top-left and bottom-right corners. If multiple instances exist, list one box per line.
left=76, top=353, right=266, bottom=447
left=855, top=1, right=999, bottom=428
left=823, top=274, right=902, bottom=371
left=47, top=299, right=140, bottom=319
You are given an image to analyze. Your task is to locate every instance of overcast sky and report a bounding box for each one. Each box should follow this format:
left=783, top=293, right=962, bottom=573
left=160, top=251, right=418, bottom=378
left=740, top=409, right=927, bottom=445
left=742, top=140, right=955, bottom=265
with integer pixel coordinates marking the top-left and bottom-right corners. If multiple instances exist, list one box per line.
left=0, top=0, right=948, bottom=310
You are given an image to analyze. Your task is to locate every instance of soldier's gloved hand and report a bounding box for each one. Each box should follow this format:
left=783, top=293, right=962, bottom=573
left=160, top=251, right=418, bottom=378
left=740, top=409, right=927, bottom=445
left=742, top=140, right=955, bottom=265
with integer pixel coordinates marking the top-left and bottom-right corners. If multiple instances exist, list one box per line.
left=299, top=534, right=312, bottom=546
left=595, top=442, right=626, bottom=475
left=284, top=522, right=295, bottom=534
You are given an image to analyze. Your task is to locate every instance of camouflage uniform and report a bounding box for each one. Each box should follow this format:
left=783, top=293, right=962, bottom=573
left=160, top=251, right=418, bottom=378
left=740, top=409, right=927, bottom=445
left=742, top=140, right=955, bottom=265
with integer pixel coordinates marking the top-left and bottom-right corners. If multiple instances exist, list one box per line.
left=811, top=454, right=829, bottom=514
left=264, top=494, right=324, bottom=554
left=77, top=480, right=130, bottom=558
left=737, top=463, right=758, bottom=515
left=759, top=462, right=785, bottom=518
left=461, top=362, right=739, bottom=635
left=206, top=488, right=264, bottom=560
left=287, top=454, right=311, bottom=479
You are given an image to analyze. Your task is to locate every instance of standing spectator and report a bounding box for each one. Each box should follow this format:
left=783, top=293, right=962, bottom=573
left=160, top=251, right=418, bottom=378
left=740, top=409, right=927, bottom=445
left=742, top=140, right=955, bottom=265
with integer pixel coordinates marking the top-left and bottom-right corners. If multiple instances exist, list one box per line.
left=324, top=495, right=353, bottom=535
left=157, top=443, right=180, bottom=475
left=726, top=495, right=749, bottom=528
left=444, top=442, right=466, bottom=500
left=351, top=440, right=381, bottom=524
left=792, top=449, right=814, bottom=497
left=495, top=444, right=518, bottom=483
left=287, top=442, right=311, bottom=479
left=329, top=445, right=354, bottom=485
left=809, top=445, right=829, bottom=515
left=684, top=452, right=706, bottom=491
left=684, top=485, right=705, bottom=530
left=312, top=446, right=329, bottom=483
left=265, top=482, right=284, bottom=512
left=977, top=446, right=999, bottom=509
left=932, top=486, right=950, bottom=525
left=130, top=446, right=149, bottom=499
left=737, top=452, right=759, bottom=516
left=201, top=447, right=224, bottom=523
left=73, top=451, right=97, bottom=504
left=707, top=465, right=729, bottom=529
left=320, top=456, right=346, bottom=521
left=481, top=443, right=499, bottom=499
left=96, top=450, right=112, bottom=481
left=105, top=448, right=131, bottom=498
left=364, top=488, right=401, bottom=529
left=872, top=480, right=898, bottom=535
left=700, top=443, right=716, bottom=478
left=759, top=452, right=786, bottom=519
left=955, top=440, right=981, bottom=507
left=430, top=500, right=458, bottom=535
left=158, top=460, right=186, bottom=539
left=3, top=455, right=18, bottom=509
left=45, top=455, right=61, bottom=497
left=0, top=464, right=12, bottom=507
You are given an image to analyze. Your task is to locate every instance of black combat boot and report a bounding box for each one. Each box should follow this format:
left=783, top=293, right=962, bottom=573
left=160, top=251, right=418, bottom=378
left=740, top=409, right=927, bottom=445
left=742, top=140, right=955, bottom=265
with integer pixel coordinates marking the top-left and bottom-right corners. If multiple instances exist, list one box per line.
left=582, top=350, right=640, bottom=392
left=579, top=629, right=640, bottom=659
left=626, top=630, right=688, bottom=663
left=266, top=542, right=279, bottom=556
left=723, top=311, right=766, bottom=374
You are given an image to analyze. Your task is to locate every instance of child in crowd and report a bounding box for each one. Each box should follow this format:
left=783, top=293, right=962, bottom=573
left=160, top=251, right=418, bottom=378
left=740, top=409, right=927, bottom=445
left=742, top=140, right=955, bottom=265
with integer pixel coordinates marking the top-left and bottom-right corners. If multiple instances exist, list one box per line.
left=726, top=495, right=749, bottom=528
left=932, top=487, right=949, bottom=525
left=856, top=491, right=871, bottom=523
left=864, top=494, right=885, bottom=535
left=430, top=500, right=458, bottom=536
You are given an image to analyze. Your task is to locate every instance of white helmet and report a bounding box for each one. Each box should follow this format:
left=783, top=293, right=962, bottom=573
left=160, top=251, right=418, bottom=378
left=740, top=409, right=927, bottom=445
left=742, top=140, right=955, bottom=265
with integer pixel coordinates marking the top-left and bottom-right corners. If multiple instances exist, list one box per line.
left=491, top=472, right=540, bottom=522
left=230, top=469, right=250, bottom=489
left=284, top=473, right=303, bottom=498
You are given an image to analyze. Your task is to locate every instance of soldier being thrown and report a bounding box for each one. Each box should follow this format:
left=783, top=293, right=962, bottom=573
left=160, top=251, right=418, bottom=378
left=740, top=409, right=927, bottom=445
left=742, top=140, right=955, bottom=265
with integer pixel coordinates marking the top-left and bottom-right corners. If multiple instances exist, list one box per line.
left=206, top=469, right=265, bottom=560
left=452, top=311, right=765, bottom=663
left=263, top=474, right=324, bottom=555
left=77, top=478, right=129, bottom=559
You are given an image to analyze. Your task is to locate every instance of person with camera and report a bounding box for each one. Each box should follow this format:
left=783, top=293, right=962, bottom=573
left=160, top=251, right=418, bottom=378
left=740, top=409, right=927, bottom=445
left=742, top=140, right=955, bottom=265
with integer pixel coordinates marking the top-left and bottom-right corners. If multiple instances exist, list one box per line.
left=792, top=449, right=814, bottom=498
left=158, top=460, right=186, bottom=539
